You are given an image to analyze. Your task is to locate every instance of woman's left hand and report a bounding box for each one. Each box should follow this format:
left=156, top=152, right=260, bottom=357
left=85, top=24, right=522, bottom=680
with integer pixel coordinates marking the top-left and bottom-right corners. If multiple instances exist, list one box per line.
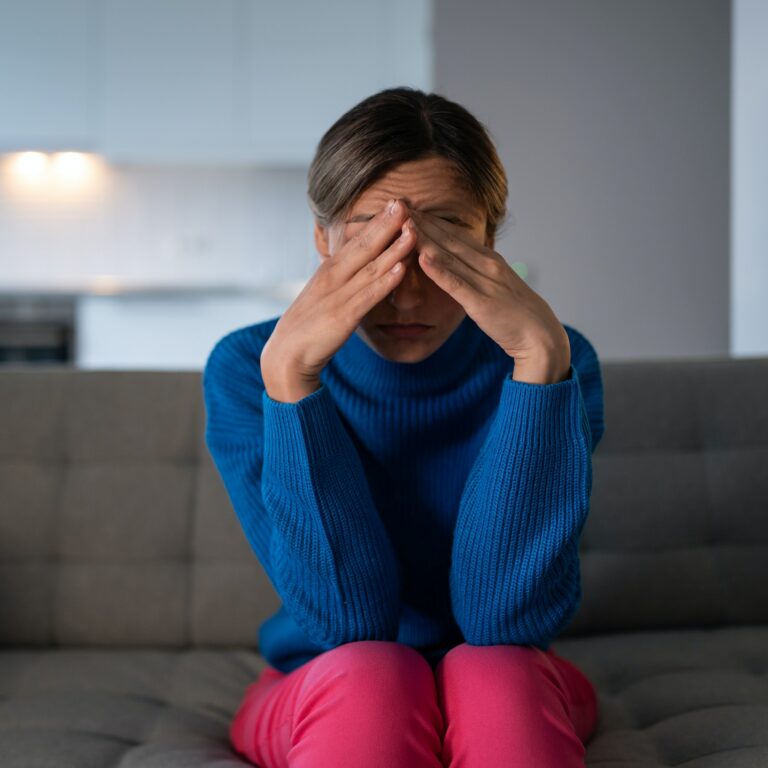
left=404, top=208, right=572, bottom=384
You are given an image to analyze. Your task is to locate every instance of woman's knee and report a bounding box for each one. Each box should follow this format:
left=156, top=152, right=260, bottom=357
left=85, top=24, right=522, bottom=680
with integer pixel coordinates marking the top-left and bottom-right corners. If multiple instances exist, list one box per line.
left=294, top=641, right=442, bottom=743
left=438, top=642, right=555, bottom=696
left=441, top=641, right=543, bottom=668
left=304, top=640, right=435, bottom=702
left=286, top=642, right=444, bottom=767
left=436, top=644, right=596, bottom=763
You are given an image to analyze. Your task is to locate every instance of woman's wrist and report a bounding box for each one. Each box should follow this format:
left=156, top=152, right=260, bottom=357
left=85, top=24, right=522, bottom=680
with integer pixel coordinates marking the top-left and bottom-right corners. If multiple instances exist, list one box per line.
left=265, top=378, right=322, bottom=403
left=262, top=359, right=322, bottom=403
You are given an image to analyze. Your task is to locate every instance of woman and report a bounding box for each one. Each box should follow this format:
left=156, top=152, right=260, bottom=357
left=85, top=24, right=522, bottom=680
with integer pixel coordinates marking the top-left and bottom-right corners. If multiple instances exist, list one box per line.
left=203, top=86, right=604, bottom=768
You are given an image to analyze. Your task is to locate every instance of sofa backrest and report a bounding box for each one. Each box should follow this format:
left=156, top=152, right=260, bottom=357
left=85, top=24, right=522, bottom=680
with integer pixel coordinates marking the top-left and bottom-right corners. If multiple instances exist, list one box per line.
left=0, top=369, right=278, bottom=649
left=0, top=358, right=766, bottom=649
left=569, top=356, right=768, bottom=638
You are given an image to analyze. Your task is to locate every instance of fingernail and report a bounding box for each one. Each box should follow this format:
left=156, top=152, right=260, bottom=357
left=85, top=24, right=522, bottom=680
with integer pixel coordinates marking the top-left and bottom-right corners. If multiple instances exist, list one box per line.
left=388, top=199, right=398, bottom=214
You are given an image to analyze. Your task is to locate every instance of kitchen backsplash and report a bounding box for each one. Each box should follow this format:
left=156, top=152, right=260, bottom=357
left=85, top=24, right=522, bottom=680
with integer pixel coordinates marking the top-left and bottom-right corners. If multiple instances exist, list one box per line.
left=0, top=159, right=318, bottom=289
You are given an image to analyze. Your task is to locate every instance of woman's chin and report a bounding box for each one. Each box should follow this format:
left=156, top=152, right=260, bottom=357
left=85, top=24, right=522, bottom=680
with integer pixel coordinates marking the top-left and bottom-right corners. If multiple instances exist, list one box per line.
left=372, top=338, right=439, bottom=363
left=356, top=324, right=447, bottom=363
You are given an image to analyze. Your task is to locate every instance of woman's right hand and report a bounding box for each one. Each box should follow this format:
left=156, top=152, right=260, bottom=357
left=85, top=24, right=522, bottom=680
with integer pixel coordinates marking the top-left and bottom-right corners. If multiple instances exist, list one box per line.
left=261, top=198, right=414, bottom=403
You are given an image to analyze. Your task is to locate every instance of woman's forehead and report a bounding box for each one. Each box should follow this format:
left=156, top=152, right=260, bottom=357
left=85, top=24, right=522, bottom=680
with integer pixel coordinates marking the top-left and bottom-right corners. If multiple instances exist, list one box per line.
left=351, top=166, right=483, bottom=221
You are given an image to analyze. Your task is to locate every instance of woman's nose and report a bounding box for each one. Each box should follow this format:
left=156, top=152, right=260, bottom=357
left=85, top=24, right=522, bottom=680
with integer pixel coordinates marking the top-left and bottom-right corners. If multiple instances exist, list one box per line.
left=387, top=251, right=427, bottom=306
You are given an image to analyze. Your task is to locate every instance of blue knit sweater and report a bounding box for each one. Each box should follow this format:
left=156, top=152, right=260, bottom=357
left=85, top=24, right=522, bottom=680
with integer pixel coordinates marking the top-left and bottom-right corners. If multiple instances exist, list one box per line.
left=202, top=314, right=604, bottom=674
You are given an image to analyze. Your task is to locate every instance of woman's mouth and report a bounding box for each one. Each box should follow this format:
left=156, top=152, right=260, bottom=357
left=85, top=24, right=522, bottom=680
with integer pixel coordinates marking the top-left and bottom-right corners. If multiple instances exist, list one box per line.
left=377, top=324, right=434, bottom=339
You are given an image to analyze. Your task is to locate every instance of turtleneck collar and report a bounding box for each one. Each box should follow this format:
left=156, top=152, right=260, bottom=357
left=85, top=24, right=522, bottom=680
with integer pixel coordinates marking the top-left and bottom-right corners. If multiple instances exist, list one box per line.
left=329, top=314, right=486, bottom=398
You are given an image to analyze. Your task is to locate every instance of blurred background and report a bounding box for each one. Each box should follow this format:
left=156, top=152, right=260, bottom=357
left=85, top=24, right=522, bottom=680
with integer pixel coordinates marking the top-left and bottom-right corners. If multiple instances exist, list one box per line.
left=0, top=0, right=764, bottom=370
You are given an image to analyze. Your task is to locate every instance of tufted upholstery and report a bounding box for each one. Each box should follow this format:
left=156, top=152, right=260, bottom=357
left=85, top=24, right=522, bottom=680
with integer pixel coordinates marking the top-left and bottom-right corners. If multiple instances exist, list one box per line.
left=0, top=358, right=767, bottom=766
left=0, top=371, right=279, bottom=649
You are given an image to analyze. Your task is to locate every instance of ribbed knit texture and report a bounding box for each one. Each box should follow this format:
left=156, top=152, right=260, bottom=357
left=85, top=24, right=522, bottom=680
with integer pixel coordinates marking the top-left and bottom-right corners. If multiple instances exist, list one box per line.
left=202, top=314, right=605, bottom=673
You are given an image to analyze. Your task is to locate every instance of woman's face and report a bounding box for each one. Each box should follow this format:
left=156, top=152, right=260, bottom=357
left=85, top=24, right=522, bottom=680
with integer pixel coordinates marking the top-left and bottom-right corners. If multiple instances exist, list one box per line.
left=314, top=155, right=492, bottom=363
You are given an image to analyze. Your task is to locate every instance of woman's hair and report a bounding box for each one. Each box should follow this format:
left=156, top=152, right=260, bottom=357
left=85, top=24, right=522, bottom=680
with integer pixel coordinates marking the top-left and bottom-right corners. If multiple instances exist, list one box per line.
left=307, top=87, right=509, bottom=244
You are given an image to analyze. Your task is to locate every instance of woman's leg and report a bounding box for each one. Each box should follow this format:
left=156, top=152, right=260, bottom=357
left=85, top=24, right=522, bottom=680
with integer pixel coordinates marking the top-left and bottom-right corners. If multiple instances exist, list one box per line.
left=435, top=643, right=599, bottom=768
left=229, top=640, right=445, bottom=768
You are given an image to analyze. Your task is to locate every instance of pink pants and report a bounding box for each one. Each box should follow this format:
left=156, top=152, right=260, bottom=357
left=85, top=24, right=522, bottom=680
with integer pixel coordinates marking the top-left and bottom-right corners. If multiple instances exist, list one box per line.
left=229, top=641, right=599, bottom=767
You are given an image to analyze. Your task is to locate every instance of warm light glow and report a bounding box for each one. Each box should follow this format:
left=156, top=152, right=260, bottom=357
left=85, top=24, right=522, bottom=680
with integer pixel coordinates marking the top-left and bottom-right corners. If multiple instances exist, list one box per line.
left=0, top=151, right=110, bottom=203
left=51, top=152, right=92, bottom=184
left=11, top=151, right=49, bottom=183
left=89, top=274, right=123, bottom=295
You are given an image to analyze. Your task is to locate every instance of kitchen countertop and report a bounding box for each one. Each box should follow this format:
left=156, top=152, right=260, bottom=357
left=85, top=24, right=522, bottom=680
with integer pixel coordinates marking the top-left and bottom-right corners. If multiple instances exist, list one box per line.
left=0, top=278, right=306, bottom=300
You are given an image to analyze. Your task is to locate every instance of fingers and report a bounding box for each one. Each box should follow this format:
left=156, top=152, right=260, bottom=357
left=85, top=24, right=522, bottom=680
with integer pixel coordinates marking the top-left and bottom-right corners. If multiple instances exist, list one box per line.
left=335, top=198, right=411, bottom=277
left=401, top=213, right=491, bottom=305
left=407, top=210, right=494, bottom=282
left=411, top=208, right=489, bottom=252
left=344, top=219, right=414, bottom=315
left=419, top=245, right=484, bottom=303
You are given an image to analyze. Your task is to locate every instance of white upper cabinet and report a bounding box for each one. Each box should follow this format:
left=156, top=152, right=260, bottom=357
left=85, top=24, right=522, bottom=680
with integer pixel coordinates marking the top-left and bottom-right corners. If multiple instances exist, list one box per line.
left=98, top=0, right=245, bottom=163
left=245, top=0, right=432, bottom=165
left=0, top=0, right=97, bottom=151
left=0, top=0, right=432, bottom=164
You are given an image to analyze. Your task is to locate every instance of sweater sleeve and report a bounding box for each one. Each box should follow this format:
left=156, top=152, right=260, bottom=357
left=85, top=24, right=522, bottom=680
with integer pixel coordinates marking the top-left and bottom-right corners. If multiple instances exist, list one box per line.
left=202, top=327, right=401, bottom=648
left=449, top=324, right=605, bottom=648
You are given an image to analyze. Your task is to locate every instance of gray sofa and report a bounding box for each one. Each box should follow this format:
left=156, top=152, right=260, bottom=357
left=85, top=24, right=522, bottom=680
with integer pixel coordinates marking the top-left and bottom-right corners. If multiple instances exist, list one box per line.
left=1, top=356, right=767, bottom=767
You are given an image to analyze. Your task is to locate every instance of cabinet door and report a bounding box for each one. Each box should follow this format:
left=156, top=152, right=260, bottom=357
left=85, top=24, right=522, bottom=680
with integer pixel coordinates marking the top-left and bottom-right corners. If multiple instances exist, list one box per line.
left=0, top=0, right=97, bottom=150
left=98, top=0, right=245, bottom=163
left=247, top=0, right=432, bottom=165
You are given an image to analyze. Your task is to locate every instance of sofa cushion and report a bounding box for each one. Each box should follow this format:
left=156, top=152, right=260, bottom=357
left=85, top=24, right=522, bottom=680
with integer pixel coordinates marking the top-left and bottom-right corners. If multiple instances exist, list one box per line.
left=2, top=626, right=768, bottom=767
left=0, top=647, right=262, bottom=767
left=558, top=625, right=768, bottom=766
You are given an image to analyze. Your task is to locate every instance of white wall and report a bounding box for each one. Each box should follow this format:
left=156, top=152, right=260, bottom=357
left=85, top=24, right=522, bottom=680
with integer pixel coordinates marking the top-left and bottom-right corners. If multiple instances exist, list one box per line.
left=732, top=0, right=768, bottom=356
left=435, top=0, right=731, bottom=361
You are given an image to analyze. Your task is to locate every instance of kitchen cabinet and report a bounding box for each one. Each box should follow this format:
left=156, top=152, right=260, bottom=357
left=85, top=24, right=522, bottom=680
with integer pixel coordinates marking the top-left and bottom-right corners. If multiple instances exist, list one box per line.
left=74, top=289, right=294, bottom=370
left=0, top=0, right=431, bottom=164
left=98, top=0, right=246, bottom=163
left=246, top=0, right=432, bottom=165
left=100, top=0, right=431, bottom=165
left=0, top=283, right=301, bottom=370
left=0, top=0, right=97, bottom=151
